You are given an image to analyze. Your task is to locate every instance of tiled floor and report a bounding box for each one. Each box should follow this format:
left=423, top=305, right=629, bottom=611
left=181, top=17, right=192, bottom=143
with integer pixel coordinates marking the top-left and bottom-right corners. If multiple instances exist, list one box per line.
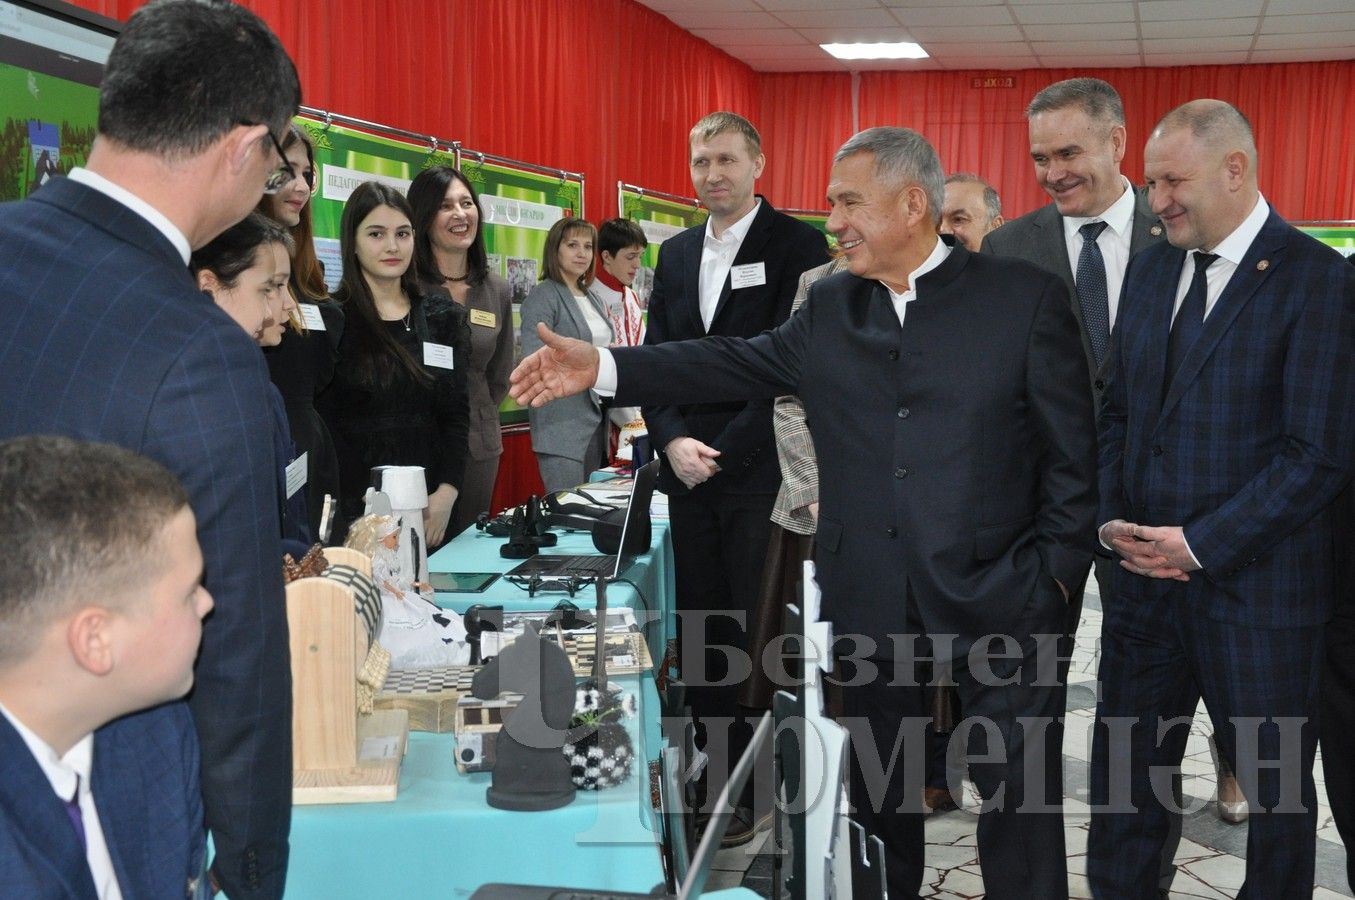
left=704, top=585, right=1352, bottom=898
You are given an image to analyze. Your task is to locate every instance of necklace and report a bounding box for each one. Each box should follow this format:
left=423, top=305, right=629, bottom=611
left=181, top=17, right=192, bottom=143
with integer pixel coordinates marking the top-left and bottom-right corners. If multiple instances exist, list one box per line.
left=441, top=270, right=469, bottom=283
left=401, top=309, right=412, bottom=332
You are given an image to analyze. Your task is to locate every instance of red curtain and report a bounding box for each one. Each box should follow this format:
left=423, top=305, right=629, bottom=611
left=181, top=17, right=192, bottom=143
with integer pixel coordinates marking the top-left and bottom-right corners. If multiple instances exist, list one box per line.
left=71, top=2, right=1352, bottom=221
left=847, top=63, right=1355, bottom=222
left=756, top=72, right=855, bottom=212
left=70, top=0, right=760, bottom=221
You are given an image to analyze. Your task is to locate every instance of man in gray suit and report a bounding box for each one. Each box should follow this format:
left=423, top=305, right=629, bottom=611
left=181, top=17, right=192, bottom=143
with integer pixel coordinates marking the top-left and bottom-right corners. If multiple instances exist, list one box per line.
left=984, top=76, right=1163, bottom=686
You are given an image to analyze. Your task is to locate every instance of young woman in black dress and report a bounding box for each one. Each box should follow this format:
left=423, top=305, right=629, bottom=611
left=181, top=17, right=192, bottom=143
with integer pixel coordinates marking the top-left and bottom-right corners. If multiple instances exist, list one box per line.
left=319, top=181, right=470, bottom=546
left=256, top=123, right=344, bottom=540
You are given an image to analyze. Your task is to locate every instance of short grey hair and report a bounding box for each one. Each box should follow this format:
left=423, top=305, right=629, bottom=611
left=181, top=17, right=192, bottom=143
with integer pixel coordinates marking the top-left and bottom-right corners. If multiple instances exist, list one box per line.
left=834, top=127, right=945, bottom=226
left=946, top=172, right=1002, bottom=222
left=1153, top=99, right=1258, bottom=165
left=1026, top=77, right=1125, bottom=127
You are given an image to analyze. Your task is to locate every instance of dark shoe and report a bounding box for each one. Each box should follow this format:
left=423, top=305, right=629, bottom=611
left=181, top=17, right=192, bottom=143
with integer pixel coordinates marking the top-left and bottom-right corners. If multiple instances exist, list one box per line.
left=696, top=806, right=765, bottom=848
left=924, top=786, right=959, bottom=813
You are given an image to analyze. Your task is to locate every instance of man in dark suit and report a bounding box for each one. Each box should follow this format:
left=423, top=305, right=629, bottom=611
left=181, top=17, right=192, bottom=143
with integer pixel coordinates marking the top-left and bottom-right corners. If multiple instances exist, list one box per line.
left=511, top=126, right=1098, bottom=899
left=1089, top=101, right=1355, bottom=898
left=983, top=77, right=1166, bottom=676
left=0, top=437, right=211, bottom=899
left=643, top=111, right=827, bottom=839
left=0, top=2, right=301, bottom=895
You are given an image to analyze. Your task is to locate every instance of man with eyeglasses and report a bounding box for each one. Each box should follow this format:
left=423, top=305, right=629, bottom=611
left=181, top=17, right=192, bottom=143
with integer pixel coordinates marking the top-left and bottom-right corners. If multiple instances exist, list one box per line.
left=0, top=1, right=301, bottom=897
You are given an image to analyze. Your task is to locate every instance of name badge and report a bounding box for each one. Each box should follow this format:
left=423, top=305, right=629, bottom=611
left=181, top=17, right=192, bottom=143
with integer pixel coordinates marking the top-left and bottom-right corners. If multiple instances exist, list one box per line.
left=285, top=452, right=308, bottom=499
left=423, top=342, right=455, bottom=369
left=298, top=303, right=327, bottom=331
left=469, top=309, right=497, bottom=328
left=730, top=262, right=766, bottom=289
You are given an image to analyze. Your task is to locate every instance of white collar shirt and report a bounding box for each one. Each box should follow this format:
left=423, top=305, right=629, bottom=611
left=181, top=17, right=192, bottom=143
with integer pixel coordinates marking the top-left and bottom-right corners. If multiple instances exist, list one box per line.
left=0, top=703, right=123, bottom=900
left=1171, top=195, right=1270, bottom=323
left=1062, top=176, right=1137, bottom=328
left=67, top=167, right=192, bottom=265
left=698, top=198, right=761, bottom=332
left=881, top=236, right=951, bottom=326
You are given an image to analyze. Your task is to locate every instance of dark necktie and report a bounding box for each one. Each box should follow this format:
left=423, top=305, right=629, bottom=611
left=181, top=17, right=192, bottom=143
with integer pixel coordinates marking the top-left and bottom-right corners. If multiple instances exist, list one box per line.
left=1163, top=251, right=1219, bottom=402
left=64, top=775, right=86, bottom=850
left=1075, top=221, right=1111, bottom=367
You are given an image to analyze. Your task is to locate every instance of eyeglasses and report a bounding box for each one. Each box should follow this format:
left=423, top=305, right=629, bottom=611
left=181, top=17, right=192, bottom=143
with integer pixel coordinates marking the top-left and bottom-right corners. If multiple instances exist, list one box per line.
left=260, top=128, right=296, bottom=195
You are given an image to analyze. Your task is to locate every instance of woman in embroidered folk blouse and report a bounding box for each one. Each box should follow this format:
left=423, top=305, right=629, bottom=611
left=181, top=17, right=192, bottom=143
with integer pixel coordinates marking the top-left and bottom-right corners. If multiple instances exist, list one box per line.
left=318, top=181, right=470, bottom=545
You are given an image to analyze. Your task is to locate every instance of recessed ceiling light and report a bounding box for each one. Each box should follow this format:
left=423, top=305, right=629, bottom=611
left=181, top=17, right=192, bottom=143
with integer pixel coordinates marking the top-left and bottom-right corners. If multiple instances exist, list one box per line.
left=820, top=41, right=929, bottom=60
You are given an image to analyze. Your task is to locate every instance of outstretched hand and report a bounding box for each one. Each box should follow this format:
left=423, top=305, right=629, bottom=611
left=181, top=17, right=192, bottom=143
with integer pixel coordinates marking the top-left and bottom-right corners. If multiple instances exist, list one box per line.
left=509, top=323, right=602, bottom=407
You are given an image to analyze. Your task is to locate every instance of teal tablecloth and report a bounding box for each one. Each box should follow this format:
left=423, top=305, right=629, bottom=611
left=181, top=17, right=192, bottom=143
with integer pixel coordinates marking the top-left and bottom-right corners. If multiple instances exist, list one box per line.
left=282, top=510, right=679, bottom=898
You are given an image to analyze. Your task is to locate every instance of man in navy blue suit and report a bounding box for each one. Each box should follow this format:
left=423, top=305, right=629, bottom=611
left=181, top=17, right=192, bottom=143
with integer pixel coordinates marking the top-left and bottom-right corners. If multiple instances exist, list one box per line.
left=0, top=2, right=300, bottom=895
left=0, top=436, right=212, bottom=899
left=1089, top=100, right=1355, bottom=897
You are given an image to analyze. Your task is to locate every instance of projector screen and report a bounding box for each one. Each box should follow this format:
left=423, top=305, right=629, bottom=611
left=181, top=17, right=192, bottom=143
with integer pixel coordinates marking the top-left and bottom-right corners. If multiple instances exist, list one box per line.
left=0, top=0, right=117, bottom=201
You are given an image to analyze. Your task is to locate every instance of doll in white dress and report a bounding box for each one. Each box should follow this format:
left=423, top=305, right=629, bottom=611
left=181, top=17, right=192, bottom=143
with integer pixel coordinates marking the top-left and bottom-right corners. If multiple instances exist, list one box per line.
left=346, top=514, right=470, bottom=668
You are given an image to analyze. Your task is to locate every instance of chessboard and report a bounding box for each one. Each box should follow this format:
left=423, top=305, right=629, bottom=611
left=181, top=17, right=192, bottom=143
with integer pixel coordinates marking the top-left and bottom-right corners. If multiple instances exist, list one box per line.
left=374, top=632, right=654, bottom=733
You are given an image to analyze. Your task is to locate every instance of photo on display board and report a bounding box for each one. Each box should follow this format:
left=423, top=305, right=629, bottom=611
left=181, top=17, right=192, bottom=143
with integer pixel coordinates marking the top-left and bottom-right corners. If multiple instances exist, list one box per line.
left=506, top=256, right=537, bottom=306
left=486, top=253, right=502, bottom=277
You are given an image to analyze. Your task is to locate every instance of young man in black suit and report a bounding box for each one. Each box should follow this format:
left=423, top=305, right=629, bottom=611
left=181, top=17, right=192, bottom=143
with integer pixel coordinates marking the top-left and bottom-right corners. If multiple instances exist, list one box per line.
left=642, top=111, right=828, bottom=843
left=0, top=2, right=301, bottom=894
left=511, top=126, right=1098, bottom=899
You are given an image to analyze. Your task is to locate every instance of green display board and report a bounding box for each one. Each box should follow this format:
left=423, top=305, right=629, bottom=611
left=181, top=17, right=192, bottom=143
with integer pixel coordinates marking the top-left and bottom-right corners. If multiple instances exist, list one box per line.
left=618, top=183, right=708, bottom=307
left=0, top=0, right=116, bottom=201
left=298, top=116, right=457, bottom=290
left=1297, top=224, right=1355, bottom=258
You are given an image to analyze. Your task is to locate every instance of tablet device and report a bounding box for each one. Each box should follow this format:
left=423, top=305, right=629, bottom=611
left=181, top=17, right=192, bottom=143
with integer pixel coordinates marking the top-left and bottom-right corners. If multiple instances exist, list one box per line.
left=428, top=572, right=500, bottom=593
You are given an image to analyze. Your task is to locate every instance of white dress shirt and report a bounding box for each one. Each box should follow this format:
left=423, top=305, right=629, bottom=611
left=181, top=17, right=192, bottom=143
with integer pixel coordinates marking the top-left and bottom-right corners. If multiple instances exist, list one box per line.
left=67, top=167, right=192, bottom=265
left=1170, top=195, right=1269, bottom=324
left=1062, top=176, right=1136, bottom=328
left=698, top=199, right=761, bottom=331
left=881, top=236, right=951, bottom=326
left=0, top=703, right=123, bottom=900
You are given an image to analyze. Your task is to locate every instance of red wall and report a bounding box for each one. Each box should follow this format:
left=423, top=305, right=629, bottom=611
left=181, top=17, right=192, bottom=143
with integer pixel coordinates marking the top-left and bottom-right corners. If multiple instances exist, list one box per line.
left=71, top=0, right=1353, bottom=221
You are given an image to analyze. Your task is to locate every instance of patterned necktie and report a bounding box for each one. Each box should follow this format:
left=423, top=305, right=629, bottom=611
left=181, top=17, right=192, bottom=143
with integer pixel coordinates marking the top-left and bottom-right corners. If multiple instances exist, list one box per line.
left=1163, top=251, right=1219, bottom=402
left=1075, top=221, right=1111, bottom=367
left=64, top=775, right=86, bottom=850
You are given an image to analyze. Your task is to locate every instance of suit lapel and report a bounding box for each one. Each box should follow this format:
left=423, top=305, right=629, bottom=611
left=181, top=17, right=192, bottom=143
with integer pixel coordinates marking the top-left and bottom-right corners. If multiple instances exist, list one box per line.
left=1159, top=213, right=1287, bottom=419
left=93, top=727, right=150, bottom=896
left=709, top=199, right=775, bottom=330
left=552, top=281, right=588, bottom=339
left=1033, top=205, right=1077, bottom=295
left=0, top=715, right=96, bottom=898
left=680, top=227, right=706, bottom=336
left=1143, top=246, right=1188, bottom=427
left=1128, top=190, right=1165, bottom=258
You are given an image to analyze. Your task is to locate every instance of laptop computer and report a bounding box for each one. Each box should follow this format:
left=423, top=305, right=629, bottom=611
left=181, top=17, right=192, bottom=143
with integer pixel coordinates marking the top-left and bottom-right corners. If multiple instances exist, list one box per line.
left=469, top=711, right=774, bottom=900
left=504, top=460, right=659, bottom=581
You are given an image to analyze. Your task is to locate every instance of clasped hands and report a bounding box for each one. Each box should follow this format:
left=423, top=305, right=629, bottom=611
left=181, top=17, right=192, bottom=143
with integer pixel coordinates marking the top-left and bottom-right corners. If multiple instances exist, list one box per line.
left=1100, top=519, right=1198, bottom=581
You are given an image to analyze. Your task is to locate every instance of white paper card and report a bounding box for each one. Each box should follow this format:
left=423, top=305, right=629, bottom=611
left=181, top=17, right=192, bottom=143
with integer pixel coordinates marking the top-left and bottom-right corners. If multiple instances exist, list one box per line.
left=359, top=736, right=401, bottom=761
left=284, top=452, right=308, bottom=499
left=730, top=262, right=766, bottom=289
left=423, top=342, right=455, bottom=369
left=298, top=303, right=327, bottom=330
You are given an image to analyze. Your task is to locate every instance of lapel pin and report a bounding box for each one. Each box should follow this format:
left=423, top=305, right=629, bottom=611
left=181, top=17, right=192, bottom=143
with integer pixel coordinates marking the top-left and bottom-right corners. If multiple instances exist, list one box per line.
left=1150, top=224, right=1163, bottom=237
left=1256, top=259, right=1270, bottom=271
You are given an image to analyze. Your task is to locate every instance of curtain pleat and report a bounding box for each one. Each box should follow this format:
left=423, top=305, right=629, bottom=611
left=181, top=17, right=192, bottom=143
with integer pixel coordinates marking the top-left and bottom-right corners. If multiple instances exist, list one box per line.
left=67, top=1, right=1355, bottom=222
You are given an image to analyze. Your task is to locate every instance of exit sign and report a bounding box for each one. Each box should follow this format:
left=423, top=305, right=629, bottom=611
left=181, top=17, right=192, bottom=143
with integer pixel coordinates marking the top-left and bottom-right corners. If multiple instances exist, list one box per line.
left=971, top=76, right=1016, bottom=89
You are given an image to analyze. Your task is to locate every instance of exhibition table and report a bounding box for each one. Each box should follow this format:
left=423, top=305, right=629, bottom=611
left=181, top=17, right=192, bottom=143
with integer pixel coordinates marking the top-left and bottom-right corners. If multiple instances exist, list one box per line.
left=283, top=502, right=684, bottom=898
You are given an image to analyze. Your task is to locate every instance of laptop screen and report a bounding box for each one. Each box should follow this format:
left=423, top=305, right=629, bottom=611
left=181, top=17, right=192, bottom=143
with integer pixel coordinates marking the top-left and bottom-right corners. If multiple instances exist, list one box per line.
left=608, top=459, right=659, bottom=578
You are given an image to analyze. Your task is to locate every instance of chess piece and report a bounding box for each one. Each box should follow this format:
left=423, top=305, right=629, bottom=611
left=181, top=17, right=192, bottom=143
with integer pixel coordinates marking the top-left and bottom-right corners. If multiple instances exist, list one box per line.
left=475, top=624, right=576, bottom=811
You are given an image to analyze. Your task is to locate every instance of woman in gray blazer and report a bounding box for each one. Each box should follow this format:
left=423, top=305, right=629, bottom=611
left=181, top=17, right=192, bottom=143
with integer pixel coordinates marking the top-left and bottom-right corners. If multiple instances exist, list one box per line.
left=520, top=218, right=614, bottom=492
